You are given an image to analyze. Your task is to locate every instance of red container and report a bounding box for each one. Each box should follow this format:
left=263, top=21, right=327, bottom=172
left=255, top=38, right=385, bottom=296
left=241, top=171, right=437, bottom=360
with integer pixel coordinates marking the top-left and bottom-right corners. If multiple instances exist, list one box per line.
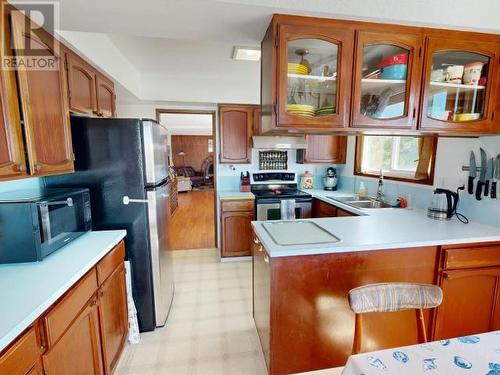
left=380, top=53, right=408, bottom=68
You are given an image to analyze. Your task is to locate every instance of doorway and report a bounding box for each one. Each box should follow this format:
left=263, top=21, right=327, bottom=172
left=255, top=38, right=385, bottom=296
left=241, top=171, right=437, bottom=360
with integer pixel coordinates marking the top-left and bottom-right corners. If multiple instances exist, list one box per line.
left=156, top=109, right=217, bottom=251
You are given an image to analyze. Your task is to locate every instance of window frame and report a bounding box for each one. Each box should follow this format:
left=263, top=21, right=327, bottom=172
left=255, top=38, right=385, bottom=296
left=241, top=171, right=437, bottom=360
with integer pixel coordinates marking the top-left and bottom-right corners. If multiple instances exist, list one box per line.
left=354, top=136, right=437, bottom=185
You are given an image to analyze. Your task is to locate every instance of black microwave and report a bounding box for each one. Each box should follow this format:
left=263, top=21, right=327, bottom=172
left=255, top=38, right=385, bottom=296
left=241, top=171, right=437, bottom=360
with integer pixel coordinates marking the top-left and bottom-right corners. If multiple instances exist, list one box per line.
left=0, top=188, right=92, bottom=263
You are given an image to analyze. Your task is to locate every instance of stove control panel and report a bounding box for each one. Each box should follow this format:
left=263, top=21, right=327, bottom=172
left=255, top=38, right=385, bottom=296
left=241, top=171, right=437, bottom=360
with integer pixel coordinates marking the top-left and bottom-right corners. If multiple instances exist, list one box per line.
left=251, top=172, right=296, bottom=184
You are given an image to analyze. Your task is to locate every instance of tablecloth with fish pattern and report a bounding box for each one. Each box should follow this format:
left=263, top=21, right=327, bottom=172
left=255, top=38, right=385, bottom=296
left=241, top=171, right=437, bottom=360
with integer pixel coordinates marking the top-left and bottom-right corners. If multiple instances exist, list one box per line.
left=342, top=331, right=500, bottom=374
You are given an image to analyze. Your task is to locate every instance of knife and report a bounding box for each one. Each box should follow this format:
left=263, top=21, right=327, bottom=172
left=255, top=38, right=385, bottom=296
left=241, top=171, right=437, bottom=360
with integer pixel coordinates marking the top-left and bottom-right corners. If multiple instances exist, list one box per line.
left=476, top=148, right=487, bottom=201
left=468, top=151, right=476, bottom=194
left=492, top=154, right=500, bottom=199
left=484, top=158, right=494, bottom=196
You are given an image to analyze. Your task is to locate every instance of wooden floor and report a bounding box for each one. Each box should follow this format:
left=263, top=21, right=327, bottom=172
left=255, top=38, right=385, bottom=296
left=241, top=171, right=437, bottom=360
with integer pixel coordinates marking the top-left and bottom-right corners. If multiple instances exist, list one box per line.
left=168, top=190, right=215, bottom=250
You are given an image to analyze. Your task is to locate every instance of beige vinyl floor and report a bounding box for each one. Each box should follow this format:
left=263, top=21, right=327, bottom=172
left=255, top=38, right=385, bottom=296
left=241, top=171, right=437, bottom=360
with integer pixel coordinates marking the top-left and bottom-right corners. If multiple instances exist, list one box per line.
left=115, top=248, right=268, bottom=375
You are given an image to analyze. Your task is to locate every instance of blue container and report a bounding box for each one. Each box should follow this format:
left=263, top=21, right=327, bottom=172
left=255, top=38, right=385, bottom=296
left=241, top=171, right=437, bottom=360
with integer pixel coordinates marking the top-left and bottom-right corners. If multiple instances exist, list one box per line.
left=381, top=64, right=407, bottom=80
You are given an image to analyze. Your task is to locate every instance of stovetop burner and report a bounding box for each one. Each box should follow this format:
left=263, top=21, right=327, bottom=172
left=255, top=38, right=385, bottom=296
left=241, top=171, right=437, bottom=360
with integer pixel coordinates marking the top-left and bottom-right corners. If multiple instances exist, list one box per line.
left=252, top=189, right=312, bottom=199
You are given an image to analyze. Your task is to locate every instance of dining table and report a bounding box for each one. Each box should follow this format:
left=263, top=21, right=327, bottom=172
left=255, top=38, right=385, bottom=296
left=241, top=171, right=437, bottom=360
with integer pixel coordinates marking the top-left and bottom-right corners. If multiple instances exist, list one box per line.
left=341, top=330, right=500, bottom=375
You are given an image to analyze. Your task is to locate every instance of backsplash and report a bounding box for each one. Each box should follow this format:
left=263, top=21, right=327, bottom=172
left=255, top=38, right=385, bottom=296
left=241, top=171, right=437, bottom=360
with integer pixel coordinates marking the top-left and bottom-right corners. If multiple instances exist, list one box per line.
left=217, top=149, right=342, bottom=191
left=337, top=136, right=500, bottom=226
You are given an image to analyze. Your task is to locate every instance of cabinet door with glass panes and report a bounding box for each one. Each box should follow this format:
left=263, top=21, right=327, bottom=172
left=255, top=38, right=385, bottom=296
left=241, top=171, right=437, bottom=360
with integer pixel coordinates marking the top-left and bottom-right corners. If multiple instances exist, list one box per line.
left=277, top=24, right=353, bottom=130
left=351, top=31, right=422, bottom=129
left=420, top=38, right=499, bottom=133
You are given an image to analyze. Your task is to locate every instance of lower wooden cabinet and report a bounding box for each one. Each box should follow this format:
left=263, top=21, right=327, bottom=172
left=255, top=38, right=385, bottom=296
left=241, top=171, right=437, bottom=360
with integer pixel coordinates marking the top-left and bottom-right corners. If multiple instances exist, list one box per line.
left=312, top=198, right=356, bottom=218
left=0, top=325, right=43, bottom=375
left=434, top=243, right=500, bottom=339
left=99, top=264, right=128, bottom=372
left=221, top=199, right=254, bottom=257
left=0, top=241, right=128, bottom=375
left=312, top=198, right=337, bottom=218
left=43, top=297, right=104, bottom=375
left=434, top=267, right=500, bottom=339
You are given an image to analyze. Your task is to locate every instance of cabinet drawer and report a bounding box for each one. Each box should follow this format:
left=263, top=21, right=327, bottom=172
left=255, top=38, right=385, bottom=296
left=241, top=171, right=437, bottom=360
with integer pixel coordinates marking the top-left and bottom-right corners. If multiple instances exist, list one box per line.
left=221, top=199, right=254, bottom=212
left=0, top=326, right=41, bottom=375
left=97, top=241, right=125, bottom=285
left=442, top=243, right=500, bottom=270
left=43, top=268, right=98, bottom=347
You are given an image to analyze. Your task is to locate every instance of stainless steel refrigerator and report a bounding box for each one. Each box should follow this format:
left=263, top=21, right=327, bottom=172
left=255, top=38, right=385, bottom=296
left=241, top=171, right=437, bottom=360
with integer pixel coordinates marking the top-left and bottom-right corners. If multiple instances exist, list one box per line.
left=45, top=116, right=174, bottom=331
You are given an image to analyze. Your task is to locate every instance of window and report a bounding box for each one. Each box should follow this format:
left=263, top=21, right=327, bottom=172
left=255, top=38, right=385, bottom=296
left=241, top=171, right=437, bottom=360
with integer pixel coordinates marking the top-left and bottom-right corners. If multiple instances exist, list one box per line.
left=355, top=136, right=437, bottom=185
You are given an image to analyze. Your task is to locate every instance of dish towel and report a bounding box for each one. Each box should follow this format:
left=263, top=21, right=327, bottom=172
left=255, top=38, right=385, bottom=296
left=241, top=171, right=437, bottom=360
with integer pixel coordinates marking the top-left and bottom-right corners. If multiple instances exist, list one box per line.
left=125, top=260, right=140, bottom=344
left=280, top=199, right=296, bottom=220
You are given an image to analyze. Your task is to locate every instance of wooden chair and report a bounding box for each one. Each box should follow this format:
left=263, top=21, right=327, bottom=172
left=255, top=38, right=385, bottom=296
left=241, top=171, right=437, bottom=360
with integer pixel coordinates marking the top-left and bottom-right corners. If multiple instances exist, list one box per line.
left=348, top=282, right=443, bottom=354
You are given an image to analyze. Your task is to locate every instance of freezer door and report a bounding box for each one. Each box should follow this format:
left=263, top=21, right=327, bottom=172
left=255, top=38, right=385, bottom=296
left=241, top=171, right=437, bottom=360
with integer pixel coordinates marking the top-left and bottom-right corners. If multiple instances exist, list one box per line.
left=143, top=120, right=169, bottom=185
left=146, top=182, right=174, bottom=327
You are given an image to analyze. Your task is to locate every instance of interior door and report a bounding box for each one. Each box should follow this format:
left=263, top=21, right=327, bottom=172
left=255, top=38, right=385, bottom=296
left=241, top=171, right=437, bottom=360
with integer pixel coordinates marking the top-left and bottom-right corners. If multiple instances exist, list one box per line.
left=146, top=181, right=174, bottom=327
left=9, top=11, right=74, bottom=177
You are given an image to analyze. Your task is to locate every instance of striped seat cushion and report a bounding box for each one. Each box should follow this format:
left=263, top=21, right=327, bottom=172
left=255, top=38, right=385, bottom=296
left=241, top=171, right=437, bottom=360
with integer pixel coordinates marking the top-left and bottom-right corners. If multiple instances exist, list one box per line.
left=348, top=283, right=443, bottom=313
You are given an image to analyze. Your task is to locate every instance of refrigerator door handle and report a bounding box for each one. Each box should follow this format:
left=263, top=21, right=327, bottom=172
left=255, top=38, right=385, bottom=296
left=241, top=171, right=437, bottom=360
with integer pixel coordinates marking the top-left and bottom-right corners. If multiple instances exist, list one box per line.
left=123, top=196, right=149, bottom=205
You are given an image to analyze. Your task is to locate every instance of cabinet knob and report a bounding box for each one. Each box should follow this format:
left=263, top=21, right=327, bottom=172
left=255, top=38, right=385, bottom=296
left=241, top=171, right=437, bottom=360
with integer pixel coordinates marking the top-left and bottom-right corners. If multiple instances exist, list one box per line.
left=16, top=164, right=26, bottom=172
left=35, top=164, right=43, bottom=172
left=257, top=245, right=263, bottom=252
left=40, top=344, right=47, bottom=352
left=253, top=237, right=260, bottom=244
left=90, top=298, right=97, bottom=307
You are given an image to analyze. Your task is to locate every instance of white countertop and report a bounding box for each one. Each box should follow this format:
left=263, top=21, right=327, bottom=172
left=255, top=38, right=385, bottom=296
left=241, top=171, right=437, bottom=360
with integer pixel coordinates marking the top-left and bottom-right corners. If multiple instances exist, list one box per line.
left=218, top=191, right=255, bottom=200
left=253, top=189, right=500, bottom=258
left=0, top=230, right=127, bottom=352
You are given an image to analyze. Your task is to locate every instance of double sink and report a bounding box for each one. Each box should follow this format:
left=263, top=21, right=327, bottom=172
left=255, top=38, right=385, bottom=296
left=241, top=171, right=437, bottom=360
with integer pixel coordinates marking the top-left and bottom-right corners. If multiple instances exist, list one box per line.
left=326, top=196, right=393, bottom=209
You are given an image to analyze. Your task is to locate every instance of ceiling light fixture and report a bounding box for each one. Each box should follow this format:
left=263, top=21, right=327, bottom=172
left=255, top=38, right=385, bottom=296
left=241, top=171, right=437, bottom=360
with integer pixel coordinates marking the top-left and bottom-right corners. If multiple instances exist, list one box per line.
left=232, top=46, right=261, bottom=61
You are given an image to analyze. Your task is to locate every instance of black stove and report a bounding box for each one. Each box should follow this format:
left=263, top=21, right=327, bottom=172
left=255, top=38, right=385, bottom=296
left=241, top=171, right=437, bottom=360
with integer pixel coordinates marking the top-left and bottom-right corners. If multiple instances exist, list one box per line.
left=251, top=187, right=312, bottom=200
left=250, top=172, right=312, bottom=201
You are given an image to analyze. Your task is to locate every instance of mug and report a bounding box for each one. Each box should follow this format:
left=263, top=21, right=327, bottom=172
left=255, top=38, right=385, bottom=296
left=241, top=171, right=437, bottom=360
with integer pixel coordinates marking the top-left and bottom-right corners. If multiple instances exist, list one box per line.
left=430, top=69, right=446, bottom=82
left=463, top=62, right=484, bottom=85
left=445, top=65, right=464, bottom=83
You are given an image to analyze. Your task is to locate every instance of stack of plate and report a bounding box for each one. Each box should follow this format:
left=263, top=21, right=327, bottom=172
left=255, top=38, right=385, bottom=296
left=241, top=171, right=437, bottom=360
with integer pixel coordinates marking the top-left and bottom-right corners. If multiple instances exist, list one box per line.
left=288, top=63, right=308, bottom=75
left=315, top=106, right=335, bottom=116
left=287, top=104, right=315, bottom=117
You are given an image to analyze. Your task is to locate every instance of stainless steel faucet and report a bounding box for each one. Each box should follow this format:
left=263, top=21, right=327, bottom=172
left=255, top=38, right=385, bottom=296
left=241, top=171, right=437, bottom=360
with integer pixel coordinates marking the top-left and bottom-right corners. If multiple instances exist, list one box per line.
left=375, top=170, right=384, bottom=201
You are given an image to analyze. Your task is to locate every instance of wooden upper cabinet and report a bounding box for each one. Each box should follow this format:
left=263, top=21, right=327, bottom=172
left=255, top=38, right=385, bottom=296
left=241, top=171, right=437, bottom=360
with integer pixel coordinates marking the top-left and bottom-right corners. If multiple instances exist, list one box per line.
left=420, top=37, right=500, bottom=133
left=65, top=49, right=97, bottom=115
left=10, top=12, right=74, bottom=177
left=300, top=135, right=346, bottom=163
left=98, top=264, right=128, bottom=373
left=351, top=30, right=422, bottom=129
left=275, top=24, right=353, bottom=131
left=0, top=7, right=26, bottom=180
left=252, top=105, right=262, bottom=135
left=219, top=105, right=252, bottom=163
left=96, top=74, right=116, bottom=118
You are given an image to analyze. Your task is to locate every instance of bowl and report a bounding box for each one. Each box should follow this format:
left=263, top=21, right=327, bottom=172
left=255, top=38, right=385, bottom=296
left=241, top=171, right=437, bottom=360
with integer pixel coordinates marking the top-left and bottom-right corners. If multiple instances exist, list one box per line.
left=380, top=64, right=407, bottom=80
left=380, top=53, right=408, bottom=68
left=453, top=113, right=481, bottom=122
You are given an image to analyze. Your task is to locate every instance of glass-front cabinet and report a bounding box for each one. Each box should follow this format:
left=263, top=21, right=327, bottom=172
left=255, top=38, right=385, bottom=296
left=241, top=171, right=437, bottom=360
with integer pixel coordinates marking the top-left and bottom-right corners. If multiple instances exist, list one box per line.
left=351, top=31, right=422, bottom=129
left=277, top=24, right=353, bottom=130
left=420, top=38, right=499, bottom=132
